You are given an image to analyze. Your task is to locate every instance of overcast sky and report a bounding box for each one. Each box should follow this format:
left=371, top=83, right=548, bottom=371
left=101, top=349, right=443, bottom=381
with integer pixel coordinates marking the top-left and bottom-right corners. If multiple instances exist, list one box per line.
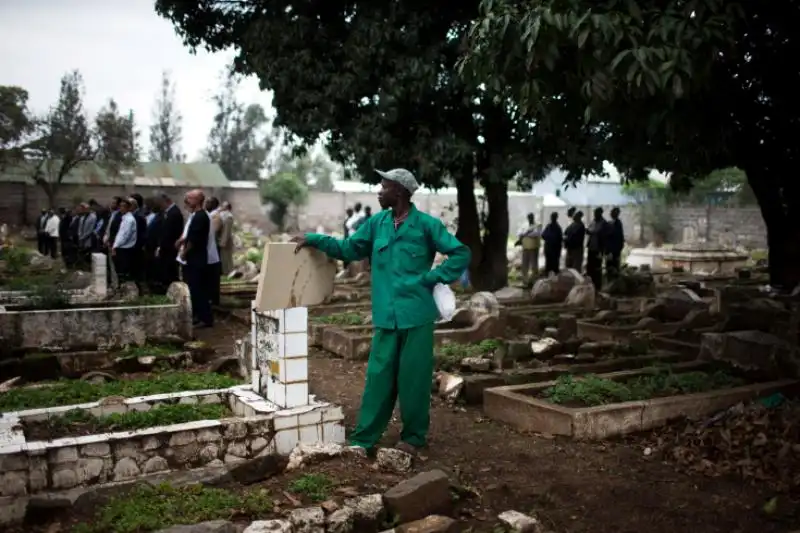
left=0, top=0, right=274, bottom=162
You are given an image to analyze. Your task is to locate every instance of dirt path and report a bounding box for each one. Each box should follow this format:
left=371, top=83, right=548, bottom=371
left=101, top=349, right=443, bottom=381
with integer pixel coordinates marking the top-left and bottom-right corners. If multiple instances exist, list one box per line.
left=196, top=318, right=795, bottom=533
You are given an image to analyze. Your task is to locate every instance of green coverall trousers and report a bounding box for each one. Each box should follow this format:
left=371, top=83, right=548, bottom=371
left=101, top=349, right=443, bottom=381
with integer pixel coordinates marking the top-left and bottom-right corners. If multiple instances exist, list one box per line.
left=349, top=323, right=435, bottom=449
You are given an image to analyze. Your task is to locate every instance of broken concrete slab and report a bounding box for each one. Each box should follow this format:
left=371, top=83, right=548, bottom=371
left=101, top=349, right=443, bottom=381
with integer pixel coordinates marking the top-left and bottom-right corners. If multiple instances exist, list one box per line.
left=254, top=243, right=338, bottom=311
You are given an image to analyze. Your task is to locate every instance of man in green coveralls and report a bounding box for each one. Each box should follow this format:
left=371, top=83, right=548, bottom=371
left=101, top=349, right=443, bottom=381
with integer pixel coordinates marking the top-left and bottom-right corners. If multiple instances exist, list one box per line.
left=292, top=168, right=470, bottom=453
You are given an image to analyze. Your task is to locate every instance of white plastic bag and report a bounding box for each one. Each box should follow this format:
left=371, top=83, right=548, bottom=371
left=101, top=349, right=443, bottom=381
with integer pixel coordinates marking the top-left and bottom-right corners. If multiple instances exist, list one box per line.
left=433, top=283, right=457, bottom=321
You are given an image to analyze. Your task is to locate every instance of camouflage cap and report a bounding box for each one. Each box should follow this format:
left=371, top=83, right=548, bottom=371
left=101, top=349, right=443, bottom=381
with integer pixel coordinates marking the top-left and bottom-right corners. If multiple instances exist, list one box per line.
left=375, top=168, right=419, bottom=195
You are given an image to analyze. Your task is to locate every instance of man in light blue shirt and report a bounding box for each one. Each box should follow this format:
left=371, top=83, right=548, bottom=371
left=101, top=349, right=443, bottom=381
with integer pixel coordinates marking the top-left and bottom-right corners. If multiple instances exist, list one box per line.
left=111, top=199, right=137, bottom=285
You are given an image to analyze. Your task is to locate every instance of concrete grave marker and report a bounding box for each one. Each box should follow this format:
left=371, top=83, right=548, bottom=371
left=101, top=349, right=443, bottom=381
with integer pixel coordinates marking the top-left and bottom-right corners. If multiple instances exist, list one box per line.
left=254, top=242, right=337, bottom=312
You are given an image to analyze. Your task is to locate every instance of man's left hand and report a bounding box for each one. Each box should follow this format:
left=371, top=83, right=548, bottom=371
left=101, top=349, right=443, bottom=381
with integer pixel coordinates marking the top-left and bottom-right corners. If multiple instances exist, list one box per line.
left=290, top=236, right=308, bottom=254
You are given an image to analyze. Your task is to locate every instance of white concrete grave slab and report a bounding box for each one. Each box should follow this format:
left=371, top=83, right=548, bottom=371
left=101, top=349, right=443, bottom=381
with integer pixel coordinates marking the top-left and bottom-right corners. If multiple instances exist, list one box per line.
left=254, top=242, right=337, bottom=312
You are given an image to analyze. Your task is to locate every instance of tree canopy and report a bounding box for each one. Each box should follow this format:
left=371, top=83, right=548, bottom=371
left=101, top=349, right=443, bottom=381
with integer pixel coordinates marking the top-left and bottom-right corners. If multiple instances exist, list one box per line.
left=0, top=86, right=34, bottom=170
left=155, top=0, right=586, bottom=289
left=460, top=0, right=800, bottom=288
left=205, top=71, right=278, bottom=181
left=1, top=71, right=139, bottom=208
left=149, top=71, right=185, bottom=162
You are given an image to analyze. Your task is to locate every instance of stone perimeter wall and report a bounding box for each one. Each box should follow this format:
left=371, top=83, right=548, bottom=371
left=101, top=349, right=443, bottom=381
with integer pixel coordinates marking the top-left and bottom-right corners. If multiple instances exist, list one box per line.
left=2, top=183, right=767, bottom=248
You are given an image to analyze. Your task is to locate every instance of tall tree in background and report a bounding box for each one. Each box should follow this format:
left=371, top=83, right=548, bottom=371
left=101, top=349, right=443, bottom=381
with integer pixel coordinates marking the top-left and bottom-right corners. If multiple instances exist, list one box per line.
left=149, top=71, right=184, bottom=162
left=205, top=72, right=273, bottom=180
left=0, top=86, right=35, bottom=170
left=461, top=1, right=800, bottom=289
left=27, top=71, right=96, bottom=207
left=156, top=0, right=581, bottom=289
left=95, top=98, right=140, bottom=172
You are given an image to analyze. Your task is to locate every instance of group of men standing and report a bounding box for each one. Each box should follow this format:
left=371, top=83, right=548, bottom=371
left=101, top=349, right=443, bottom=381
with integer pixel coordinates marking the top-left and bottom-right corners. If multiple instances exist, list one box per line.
left=34, top=191, right=236, bottom=328
left=342, top=202, right=373, bottom=238
left=516, top=206, right=625, bottom=289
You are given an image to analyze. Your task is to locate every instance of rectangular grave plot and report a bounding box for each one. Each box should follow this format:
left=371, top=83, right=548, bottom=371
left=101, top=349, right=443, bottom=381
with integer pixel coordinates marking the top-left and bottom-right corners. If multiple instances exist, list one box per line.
left=484, top=365, right=798, bottom=439
left=576, top=316, right=683, bottom=342
left=462, top=349, right=693, bottom=405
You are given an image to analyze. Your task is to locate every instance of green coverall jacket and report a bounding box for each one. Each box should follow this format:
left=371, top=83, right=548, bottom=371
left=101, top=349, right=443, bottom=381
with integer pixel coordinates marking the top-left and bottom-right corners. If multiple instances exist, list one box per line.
left=305, top=205, right=471, bottom=329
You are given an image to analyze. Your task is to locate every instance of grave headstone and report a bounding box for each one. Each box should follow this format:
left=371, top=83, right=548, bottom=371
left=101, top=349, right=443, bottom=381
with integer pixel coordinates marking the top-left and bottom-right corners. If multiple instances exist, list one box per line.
left=91, top=253, right=108, bottom=298
left=254, top=243, right=337, bottom=312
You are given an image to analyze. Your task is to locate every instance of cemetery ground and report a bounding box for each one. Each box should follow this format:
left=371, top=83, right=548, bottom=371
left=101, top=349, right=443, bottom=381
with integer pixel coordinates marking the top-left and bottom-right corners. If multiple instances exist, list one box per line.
left=194, top=318, right=796, bottom=533
left=2, top=242, right=799, bottom=533
left=8, top=312, right=797, bottom=533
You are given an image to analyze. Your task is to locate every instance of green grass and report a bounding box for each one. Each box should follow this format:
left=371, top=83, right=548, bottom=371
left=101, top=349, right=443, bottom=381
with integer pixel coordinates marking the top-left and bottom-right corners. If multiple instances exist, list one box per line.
left=289, top=473, right=334, bottom=502
left=0, top=371, right=240, bottom=412
left=72, top=483, right=273, bottom=533
left=435, top=339, right=501, bottom=370
left=118, top=344, right=179, bottom=358
left=33, top=404, right=229, bottom=437
left=543, top=368, right=746, bottom=407
left=312, top=312, right=366, bottom=326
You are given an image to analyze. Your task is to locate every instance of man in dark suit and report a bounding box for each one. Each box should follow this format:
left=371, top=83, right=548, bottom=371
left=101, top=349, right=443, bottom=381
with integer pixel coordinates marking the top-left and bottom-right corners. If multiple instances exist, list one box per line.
left=177, top=189, right=213, bottom=328
left=144, top=198, right=164, bottom=293
left=129, top=194, right=148, bottom=291
left=157, top=193, right=184, bottom=290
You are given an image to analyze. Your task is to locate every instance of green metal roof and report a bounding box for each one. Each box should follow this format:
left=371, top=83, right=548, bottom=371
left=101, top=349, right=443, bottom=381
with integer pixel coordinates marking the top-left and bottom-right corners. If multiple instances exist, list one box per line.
left=0, top=161, right=231, bottom=187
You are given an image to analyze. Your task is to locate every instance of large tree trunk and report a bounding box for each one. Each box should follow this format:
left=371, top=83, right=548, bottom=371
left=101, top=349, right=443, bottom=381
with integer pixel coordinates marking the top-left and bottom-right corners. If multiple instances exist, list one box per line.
left=747, top=168, right=800, bottom=291
left=452, top=160, right=510, bottom=291
left=454, top=168, right=483, bottom=282
left=474, top=178, right=509, bottom=291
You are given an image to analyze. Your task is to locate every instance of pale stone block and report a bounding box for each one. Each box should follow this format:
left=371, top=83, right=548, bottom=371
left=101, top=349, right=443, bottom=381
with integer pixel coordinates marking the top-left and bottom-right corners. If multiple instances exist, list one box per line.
left=282, top=357, right=308, bottom=383
left=274, top=429, right=300, bottom=455
left=322, top=422, right=346, bottom=444
left=298, top=409, right=322, bottom=426
left=254, top=243, right=337, bottom=312
left=273, top=413, right=299, bottom=431
left=267, top=383, right=286, bottom=408
left=281, top=332, right=309, bottom=358
left=299, top=424, right=321, bottom=444
left=322, top=406, right=345, bottom=422
left=281, top=307, right=308, bottom=333
left=285, top=382, right=309, bottom=408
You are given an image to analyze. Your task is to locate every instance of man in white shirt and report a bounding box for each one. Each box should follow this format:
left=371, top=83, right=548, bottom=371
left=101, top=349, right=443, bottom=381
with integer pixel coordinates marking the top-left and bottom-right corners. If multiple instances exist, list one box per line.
left=345, top=202, right=366, bottom=234
left=111, top=199, right=137, bottom=285
left=43, top=209, right=60, bottom=259
left=204, top=196, right=222, bottom=306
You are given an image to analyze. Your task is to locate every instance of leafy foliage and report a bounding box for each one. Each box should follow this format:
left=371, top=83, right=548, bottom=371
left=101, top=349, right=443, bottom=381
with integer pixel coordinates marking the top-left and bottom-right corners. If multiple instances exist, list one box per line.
left=2, top=71, right=138, bottom=206
left=289, top=473, right=334, bottom=502
left=154, top=0, right=577, bottom=289
left=205, top=71, right=276, bottom=181
left=260, top=171, right=309, bottom=230
left=31, top=403, right=229, bottom=438
left=26, top=71, right=96, bottom=205
left=435, top=339, right=501, bottom=370
left=0, top=371, right=239, bottom=411
left=543, top=369, right=745, bottom=407
left=72, top=483, right=273, bottom=533
left=460, top=1, right=800, bottom=287
left=0, top=86, right=34, bottom=169
left=149, top=71, right=185, bottom=162
left=95, top=98, right=140, bottom=173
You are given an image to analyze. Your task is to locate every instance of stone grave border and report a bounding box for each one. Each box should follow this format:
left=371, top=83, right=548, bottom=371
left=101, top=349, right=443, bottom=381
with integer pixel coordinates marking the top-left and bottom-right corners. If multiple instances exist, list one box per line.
left=0, top=279, right=192, bottom=348
left=483, top=362, right=798, bottom=439
left=0, top=291, right=347, bottom=524
left=0, top=384, right=344, bottom=524
left=461, top=349, right=693, bottom=405
left=576, top=314, right=684, bottom=342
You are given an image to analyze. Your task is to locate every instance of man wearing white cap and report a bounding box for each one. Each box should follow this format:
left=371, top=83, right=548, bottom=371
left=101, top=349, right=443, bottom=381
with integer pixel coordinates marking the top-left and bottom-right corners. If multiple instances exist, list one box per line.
left=293, top=168, right=470, bottom=454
